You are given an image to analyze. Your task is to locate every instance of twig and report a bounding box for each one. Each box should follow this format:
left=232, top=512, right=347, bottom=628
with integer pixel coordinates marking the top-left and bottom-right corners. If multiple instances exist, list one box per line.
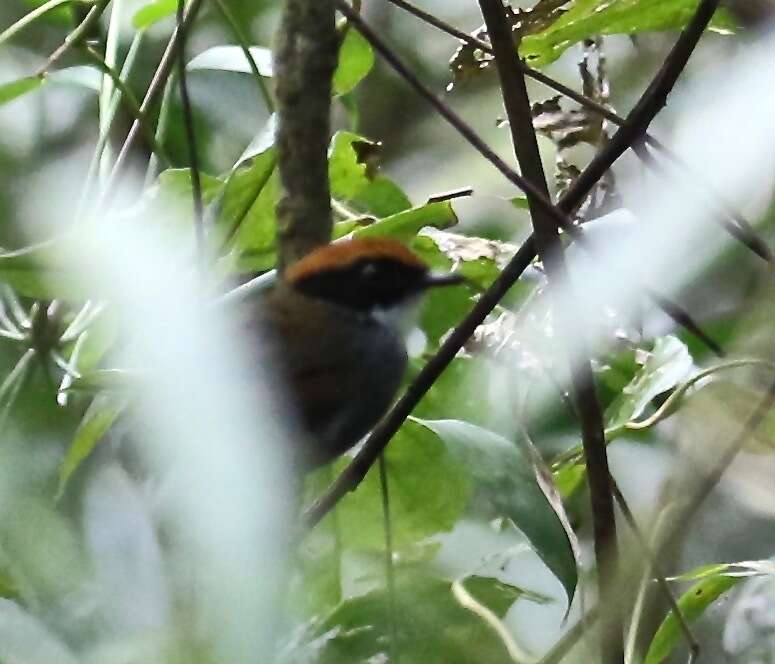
left=36, top=0, right=110, bottom=75
left=477, top=1, right=620, bottom=662
left=633, top=377, right=775, bottom=659
left=210, top=0, right=274, bottom=112
left=274, top=0, right=338, bottom=271
left=0, top=0, right=74, bottom=49
left=176, top=0, right=204, bottom=266
left=646, top=288, right=724, bottom=357
left=82, top=45, right=170, bottom=167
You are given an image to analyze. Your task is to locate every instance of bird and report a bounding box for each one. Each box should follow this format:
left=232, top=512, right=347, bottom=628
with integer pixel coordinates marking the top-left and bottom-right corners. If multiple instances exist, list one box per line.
left=249, top=237, right=463, bottom=470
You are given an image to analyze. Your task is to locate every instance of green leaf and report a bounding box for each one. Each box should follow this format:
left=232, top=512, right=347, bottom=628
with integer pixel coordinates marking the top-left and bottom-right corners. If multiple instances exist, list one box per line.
left=312, top=573, right=522, bottom=663
left=0, top=76, right=44, bottom=106
left=132, top=0, right=175, bottom=29
left=520, top=0, right=736, bottom=67
left=333, top=29, right=374, bottom=95
left=57, top=391, right=128, bottom=498
left=413, top=419, right=578, bottom=606
left=329, top=131, right=376, bottom=201
left=216, top=123, right=279, bottom=270
left=352, top=176, right=412, bottom=217
left=605, top=335, right=693, bottom=432
left=354, top=202, right=458, bottom=243
left=644, top=572, right=744, bottom=664
left=328, top=131, right=412, bottom=219
left=327, top=420, right=471, bottom=551
left=461, top=575, right=550, bottom=615
left=187, top=45, right=273, bottom=76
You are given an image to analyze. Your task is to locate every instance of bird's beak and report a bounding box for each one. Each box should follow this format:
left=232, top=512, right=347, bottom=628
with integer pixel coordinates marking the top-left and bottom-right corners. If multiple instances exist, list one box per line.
left=422, top=271, right=465, bottom=288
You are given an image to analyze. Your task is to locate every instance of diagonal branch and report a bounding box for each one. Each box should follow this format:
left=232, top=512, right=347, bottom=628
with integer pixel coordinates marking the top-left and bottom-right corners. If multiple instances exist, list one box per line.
left=176, top=0, right=204, bottom=266
left=305, top=0, right=722, bottom=528
left=477, top=1, right=621, bottom=662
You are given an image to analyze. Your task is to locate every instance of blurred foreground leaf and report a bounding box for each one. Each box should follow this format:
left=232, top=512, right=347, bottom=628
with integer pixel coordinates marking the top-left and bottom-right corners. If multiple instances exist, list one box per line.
left=0, top=76, right=44, bottom=107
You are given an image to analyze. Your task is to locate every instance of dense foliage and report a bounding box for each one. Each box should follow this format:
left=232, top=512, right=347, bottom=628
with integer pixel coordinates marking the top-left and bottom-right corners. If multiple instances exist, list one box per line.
left=1, top=1, right=775, bottom=663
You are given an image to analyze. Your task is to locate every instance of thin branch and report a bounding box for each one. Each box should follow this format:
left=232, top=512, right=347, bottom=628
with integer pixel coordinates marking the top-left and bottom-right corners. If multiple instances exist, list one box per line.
left=646, top=288, right=724, bottom=357
left=210, top=0, right=274, bottom=112
left=274, top=0, right=338, bottom=271
left=99, top=0, right=206, bottom=209
left=144, top=75, right=176, bottom=186
left=0, top=0, right=73, bottom=49
left=36, top=0, right=110, bottom=76
left=176, top=0, right=204, bottom=266
left=477, top=1, right=620, bottom=662
left=633, top=377, right=775, bottom=659
left=634, top=142, right=770, bottom=261
left=82, top=45, right=170, bottom=167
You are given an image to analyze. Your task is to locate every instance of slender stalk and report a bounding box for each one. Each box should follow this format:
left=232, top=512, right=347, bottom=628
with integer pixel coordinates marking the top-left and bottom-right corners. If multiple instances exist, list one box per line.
left=78, top=32, right=144, bottom=213
left=99, top=0, right=206, bottom=209
left=83, top=45, right=171, bottom=167
left=610, top=479, right=699, bottom=662
left=378, top=456, right=399, bottom=663
left=477, top=1, right=620, bottom=661
left=0, top=0, right=78, bottom=49
left=98, top=0, right=123, bottom=180
left=36, top=0, right=110, bottom=75
left=145, top=75, right=176, bottom=186
left=176, top=0, right=205, bottom=266
left=210, top=0, right=274, bottom=111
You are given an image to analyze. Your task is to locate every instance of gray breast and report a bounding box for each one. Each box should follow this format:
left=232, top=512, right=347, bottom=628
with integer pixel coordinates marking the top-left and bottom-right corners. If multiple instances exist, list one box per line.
left=249, top=288, right=409, bottom=468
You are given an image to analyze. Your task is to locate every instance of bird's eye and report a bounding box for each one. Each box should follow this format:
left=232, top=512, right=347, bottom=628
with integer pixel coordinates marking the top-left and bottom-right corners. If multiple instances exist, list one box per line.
left=360, top=261, right=378, bottom=278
